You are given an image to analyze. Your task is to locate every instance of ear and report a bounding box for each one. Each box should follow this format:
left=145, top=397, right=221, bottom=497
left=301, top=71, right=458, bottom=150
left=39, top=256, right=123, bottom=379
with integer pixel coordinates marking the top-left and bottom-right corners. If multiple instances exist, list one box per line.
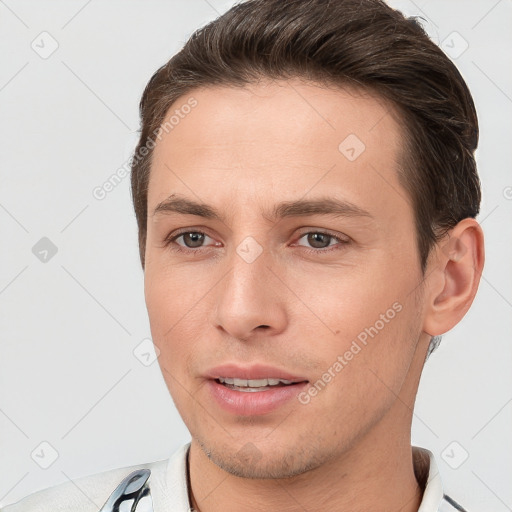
left=422, top=218, right=485, bottom=337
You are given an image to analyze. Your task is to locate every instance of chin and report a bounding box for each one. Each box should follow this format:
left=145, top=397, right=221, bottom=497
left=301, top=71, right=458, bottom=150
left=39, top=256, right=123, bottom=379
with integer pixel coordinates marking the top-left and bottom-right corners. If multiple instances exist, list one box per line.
left=195, top=433, right=329, bottom=479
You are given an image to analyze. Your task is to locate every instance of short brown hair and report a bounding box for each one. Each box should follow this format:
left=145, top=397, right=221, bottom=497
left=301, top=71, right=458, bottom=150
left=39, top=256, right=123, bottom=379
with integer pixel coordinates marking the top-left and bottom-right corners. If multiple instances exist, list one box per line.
left=130, top=0, right=481, bottom=274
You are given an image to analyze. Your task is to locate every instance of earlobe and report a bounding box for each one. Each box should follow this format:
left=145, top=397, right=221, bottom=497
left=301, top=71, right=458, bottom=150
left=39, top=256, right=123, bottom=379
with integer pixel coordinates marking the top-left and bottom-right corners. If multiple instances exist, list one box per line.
left=423, top=218, right=485, bottom=337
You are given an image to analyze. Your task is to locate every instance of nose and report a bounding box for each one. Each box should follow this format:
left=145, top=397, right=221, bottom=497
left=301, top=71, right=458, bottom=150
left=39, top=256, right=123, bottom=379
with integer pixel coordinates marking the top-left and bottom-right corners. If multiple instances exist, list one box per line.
left=212, top=243, right=287, bottom=342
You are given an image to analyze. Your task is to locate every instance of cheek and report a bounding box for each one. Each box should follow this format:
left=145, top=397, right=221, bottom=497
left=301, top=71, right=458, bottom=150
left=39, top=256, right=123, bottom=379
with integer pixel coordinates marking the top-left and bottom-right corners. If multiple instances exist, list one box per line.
left=286, top=261, right=395, bottom=343
left=144, top=262, right=204, bottom=330
left=144, top=268, right=194, bottom=367
left=293, top=262, right=420, bottom=400
left=295, top=298, right=419, bottom=446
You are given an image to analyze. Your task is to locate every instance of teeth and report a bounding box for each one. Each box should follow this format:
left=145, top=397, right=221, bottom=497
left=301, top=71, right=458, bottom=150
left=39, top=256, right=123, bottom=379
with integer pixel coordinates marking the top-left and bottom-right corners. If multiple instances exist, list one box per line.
left=218, top=377, right=295, bottom=387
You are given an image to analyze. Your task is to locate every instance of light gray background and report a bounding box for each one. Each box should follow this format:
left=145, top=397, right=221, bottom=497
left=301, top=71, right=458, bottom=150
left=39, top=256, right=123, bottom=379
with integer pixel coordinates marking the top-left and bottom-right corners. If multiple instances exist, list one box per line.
left=0, top=0, right=511, bottom=510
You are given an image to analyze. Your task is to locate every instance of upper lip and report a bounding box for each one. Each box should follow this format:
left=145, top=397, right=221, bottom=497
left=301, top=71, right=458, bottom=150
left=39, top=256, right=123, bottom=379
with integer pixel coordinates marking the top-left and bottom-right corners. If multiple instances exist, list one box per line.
left=205, top=363, right=308, bottom=382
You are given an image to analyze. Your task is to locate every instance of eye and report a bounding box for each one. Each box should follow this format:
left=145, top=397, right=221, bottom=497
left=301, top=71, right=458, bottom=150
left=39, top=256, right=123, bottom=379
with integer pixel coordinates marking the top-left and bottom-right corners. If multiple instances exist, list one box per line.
left=294, top=231, right=350, bottom=254
left=162, top=229, right=350, bottom=255
left=164, top=230, right=218, bottom=253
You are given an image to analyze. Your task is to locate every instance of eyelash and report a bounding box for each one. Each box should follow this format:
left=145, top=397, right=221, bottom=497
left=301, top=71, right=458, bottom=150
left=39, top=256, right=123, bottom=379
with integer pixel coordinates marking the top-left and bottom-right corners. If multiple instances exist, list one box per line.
left=163, top=229, right=350, bottom=255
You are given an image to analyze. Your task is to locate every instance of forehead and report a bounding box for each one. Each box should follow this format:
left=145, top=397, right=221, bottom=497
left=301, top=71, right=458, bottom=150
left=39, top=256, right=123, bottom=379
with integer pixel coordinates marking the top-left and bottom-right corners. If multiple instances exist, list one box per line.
left=148, top=79, right=409, bottom=223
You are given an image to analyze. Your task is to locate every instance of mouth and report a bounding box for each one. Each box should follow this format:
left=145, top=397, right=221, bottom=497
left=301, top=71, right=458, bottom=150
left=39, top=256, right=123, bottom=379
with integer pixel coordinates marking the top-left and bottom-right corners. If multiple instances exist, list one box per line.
left=214, top=376, right=308, bottom=392
left=205, top=363, right=310, bottom=415
left=208, top=377, right=310, bottom=415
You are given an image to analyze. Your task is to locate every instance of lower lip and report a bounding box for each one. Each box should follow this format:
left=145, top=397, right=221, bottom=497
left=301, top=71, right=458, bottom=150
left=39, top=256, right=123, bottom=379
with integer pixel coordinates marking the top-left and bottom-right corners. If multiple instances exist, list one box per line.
left=206, top=379, right=309, bottom=416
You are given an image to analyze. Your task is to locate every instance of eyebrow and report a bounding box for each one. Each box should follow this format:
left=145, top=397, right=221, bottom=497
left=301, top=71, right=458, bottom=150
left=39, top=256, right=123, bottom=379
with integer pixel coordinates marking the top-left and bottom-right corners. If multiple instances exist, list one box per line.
left=152, top=193, right=374, bottom=222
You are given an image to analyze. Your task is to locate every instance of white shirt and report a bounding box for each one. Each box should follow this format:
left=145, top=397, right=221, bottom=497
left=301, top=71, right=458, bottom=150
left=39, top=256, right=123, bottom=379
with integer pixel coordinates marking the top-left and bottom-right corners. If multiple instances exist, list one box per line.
left=1, top=444, right=467, bottom=511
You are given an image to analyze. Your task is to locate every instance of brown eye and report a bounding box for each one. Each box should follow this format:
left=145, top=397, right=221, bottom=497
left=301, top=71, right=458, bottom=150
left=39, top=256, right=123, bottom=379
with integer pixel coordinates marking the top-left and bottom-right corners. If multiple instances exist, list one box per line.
left=180, top=232, right=206, bottom=248
left=163, top=230, right=219, bottom=254
left=306, top=232, right=332, bottom=249
left=295, top=231, right=350, bottom=255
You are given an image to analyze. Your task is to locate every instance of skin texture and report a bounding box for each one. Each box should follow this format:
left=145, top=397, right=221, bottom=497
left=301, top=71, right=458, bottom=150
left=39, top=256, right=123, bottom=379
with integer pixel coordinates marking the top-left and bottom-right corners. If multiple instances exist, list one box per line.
left=143, top=79, right=484, bottom=512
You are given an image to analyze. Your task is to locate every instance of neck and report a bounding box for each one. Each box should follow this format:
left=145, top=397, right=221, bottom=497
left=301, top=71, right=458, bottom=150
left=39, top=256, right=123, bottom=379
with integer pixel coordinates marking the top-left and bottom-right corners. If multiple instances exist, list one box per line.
left=187, top=403, right=424, bottom=512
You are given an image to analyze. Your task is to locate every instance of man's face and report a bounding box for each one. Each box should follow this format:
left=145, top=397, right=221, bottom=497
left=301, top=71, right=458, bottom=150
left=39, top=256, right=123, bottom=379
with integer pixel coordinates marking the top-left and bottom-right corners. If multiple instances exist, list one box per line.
left=144, top=80, right=430, bottom=478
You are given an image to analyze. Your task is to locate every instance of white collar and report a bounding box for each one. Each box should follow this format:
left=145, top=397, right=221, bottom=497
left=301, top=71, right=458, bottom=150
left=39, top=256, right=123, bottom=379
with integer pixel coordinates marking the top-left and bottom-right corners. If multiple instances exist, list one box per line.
left=413, top=445, right=445, bottom=511
left=157, top=443, right=445, bottom=511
